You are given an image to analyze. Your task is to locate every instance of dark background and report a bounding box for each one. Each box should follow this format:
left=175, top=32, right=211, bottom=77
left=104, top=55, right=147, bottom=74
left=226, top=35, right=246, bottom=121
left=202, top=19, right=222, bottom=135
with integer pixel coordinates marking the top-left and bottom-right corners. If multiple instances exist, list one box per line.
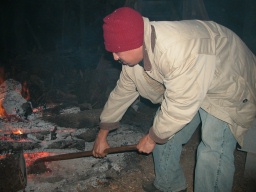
left=1, top=0, right=255, bottom=66
left=0, top=0, right=255, bottom=108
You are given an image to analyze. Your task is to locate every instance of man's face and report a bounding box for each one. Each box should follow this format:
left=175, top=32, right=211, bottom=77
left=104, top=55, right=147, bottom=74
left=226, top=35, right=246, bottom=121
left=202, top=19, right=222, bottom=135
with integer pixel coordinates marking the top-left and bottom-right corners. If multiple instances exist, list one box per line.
left=112, top=46, right=143, bottom=67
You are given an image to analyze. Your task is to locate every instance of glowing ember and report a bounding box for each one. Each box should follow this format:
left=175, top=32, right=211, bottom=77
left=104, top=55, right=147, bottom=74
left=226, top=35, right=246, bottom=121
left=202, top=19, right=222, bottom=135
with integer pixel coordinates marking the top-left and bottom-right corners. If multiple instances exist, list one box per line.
left=0, top=152, right=54, bottom=167
left=12, top=130, right=23, bottom=135
left=24, top=152, right=53, bottom=167
left=0, top=102, right=5, bottom=117
left=0, top=155, right=6, bottom=159
left=0, top=130, right=28, bottom=141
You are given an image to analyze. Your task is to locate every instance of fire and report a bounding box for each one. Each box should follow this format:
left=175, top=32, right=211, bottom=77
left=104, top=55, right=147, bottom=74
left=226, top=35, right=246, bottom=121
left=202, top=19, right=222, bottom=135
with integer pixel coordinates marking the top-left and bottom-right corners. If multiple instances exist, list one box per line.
left=12, top=130, right=23, bottom=135
left=0, top=154, right=6, bottom=159
left=24, top=152, right=52, bottom=167
left=0, top=152, right=53, bottom=167
left=0, top=102, right=5, bottom=117
left=0, top=79, right=31, bottom=118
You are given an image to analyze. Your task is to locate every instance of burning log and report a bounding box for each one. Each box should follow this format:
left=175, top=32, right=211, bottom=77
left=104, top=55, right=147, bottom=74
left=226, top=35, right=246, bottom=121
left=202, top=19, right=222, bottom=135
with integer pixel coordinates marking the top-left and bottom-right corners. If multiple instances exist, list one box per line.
left=4, top=132, right=28, bottom=140
left=0, top=79, right=32, bottom=120
left=0, top=149, right=27, bottom=192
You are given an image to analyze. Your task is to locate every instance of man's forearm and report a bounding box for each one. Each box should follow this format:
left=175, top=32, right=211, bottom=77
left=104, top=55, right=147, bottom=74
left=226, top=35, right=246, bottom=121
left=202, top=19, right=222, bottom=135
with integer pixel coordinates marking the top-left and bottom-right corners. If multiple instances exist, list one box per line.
left=97, top=129, right=110, bottom=140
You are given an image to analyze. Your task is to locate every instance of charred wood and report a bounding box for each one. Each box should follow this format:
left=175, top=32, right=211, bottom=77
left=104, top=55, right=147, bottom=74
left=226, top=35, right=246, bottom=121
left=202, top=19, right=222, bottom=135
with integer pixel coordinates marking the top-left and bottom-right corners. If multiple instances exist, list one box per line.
left=0, top=149, right=27, bottom=192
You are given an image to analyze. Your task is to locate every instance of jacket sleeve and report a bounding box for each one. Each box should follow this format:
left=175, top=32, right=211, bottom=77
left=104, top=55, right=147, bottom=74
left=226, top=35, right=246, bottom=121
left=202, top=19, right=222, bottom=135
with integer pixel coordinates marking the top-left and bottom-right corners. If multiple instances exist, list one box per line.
left=100, top=66, right=139, bottom=130
left=149, top=50, right=216, bottom=143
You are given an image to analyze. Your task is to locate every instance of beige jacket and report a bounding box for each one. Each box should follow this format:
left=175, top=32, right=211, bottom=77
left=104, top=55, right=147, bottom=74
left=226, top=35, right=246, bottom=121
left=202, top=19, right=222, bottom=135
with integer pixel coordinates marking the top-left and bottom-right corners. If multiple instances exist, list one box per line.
left=100, top=17, right=256, bottom=146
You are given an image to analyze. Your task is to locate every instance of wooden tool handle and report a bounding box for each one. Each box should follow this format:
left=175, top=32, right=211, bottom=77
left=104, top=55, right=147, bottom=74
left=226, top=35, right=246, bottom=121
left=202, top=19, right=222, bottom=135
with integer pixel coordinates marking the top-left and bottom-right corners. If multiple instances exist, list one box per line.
left=34, top=144, right=137, bottom=164
left=105, top=144, right=137, bottom=154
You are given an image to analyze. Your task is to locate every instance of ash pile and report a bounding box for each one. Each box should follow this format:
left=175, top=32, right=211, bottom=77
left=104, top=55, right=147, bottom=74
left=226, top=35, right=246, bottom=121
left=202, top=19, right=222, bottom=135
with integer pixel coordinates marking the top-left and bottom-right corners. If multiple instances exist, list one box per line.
left=0, top=78, right=149, bottom=192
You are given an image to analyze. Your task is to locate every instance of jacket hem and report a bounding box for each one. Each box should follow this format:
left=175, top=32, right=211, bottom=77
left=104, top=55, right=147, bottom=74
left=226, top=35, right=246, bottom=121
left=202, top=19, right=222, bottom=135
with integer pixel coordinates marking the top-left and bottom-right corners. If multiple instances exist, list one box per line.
left=100, top=122, right=120, bottom=130
left=149, top=127, right=168, bottom=144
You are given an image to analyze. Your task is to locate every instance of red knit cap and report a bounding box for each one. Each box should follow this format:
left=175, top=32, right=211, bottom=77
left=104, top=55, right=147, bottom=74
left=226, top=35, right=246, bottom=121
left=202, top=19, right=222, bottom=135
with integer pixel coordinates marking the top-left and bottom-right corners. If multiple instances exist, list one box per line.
left=103, top=7, right=144, bottom=52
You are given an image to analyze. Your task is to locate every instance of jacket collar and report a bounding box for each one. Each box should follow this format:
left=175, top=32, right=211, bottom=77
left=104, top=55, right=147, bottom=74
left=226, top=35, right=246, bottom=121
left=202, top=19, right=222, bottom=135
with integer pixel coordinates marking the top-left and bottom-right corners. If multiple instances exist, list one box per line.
left=142, top=17, right=156, bottom=71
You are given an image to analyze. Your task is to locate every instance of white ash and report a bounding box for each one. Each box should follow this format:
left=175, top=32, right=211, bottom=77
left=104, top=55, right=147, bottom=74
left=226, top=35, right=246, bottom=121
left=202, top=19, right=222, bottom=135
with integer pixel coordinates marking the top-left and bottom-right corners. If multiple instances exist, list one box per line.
left=0, top=105, right=143, bottom=191
left=23, top=126, right=142, bottom=192
left=59, top=106, right=81, bottom=115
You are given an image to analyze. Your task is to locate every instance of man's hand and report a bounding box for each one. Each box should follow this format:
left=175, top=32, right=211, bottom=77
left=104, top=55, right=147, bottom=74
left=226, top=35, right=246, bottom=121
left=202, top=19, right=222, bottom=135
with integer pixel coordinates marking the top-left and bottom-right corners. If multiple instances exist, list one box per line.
left=92, top=129, right=110, bottom=158
left=137, top=133, right=156, bottom=154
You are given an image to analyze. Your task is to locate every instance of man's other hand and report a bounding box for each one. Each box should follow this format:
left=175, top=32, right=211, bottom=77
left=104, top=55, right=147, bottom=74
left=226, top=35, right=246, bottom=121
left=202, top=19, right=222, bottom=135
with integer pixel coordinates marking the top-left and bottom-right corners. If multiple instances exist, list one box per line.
left=92, top=129, right=110, bottom=158
left=137, top=133, right=156, bottom=154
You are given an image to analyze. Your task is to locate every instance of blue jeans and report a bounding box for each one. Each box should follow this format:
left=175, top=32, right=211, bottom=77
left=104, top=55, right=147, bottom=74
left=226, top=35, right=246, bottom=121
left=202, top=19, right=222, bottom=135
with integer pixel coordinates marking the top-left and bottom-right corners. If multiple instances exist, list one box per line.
left=153, top=108, right=237, bottom=192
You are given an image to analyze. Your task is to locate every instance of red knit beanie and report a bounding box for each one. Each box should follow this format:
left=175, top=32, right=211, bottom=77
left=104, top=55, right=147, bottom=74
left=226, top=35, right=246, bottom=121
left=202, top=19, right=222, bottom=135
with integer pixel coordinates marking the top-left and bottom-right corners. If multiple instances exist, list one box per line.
left=103, top=7, right=144, bottom=52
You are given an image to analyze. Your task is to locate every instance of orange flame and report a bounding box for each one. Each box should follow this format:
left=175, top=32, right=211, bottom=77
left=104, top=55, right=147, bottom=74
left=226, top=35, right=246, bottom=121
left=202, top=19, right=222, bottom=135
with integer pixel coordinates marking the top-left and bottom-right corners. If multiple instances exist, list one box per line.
left=0, top=152, right=53, bottom=167
left=24, top=152, right=52, bottom=167
left=12, top=130, right=23, bottom=135
left=0, top=102, right=5, bottom=117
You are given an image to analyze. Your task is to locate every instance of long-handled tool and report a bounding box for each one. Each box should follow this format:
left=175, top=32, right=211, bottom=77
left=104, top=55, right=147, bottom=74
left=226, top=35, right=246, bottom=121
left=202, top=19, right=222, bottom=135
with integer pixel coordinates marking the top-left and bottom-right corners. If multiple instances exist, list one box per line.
left=34, top=144, right=137, bottom=164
